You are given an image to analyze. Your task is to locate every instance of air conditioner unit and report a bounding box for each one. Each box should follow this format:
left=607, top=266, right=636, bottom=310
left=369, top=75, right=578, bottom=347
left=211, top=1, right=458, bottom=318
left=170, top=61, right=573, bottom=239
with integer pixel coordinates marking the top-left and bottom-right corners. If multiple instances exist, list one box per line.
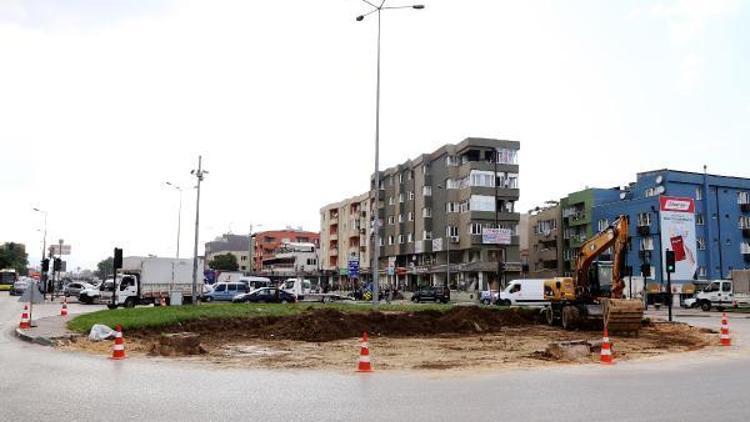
left=450, top=236, right=460, bottom=243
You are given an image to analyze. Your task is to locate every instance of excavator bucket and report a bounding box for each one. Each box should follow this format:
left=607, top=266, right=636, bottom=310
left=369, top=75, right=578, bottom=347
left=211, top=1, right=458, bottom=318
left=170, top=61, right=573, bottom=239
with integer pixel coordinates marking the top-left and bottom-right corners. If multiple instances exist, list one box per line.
left=602, top=298, right=644, bottom=335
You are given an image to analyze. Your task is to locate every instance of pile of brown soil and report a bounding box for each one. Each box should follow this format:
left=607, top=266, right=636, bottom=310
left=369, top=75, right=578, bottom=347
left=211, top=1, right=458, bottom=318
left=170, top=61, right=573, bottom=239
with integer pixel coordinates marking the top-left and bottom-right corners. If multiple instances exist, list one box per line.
left=133, top=306, right=538, bottom=343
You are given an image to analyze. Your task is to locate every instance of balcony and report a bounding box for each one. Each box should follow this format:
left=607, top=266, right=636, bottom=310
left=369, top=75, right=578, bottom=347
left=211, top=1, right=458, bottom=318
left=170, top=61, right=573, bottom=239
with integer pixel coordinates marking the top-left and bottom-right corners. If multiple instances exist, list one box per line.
left=328, top=233, right=338, bottom=241
left=637, top=225, right=651, bottom=236
left=569, top=235, right=588, bottom=248
left=329, top=248, right=338, bottom=257
left=329, top=217, right=338, bottom=225
left=567, top=213, right=589, bottom=227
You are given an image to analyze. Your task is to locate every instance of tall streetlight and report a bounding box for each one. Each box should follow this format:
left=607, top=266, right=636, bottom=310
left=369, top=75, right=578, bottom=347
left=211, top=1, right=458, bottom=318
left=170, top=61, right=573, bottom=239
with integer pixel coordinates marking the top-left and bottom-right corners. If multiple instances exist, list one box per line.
left=165, top=182, right=183, bottom=259
left=32, top=207, right=48, bottom=298
left=190, top=156, right=208, bottom=305
left=355, top=0, right=425, bottom=306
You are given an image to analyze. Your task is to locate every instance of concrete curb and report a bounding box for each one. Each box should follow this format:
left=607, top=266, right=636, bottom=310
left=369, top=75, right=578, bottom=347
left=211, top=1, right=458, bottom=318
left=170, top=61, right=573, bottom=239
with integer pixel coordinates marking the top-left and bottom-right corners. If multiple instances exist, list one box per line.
left=14, top=327, right=54, bottom=346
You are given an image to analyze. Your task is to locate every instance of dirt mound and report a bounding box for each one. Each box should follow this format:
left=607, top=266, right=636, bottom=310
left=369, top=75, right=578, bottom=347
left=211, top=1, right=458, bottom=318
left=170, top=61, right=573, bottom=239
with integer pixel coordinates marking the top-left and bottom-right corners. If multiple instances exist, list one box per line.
left=137, top=306, right=537, bottom=343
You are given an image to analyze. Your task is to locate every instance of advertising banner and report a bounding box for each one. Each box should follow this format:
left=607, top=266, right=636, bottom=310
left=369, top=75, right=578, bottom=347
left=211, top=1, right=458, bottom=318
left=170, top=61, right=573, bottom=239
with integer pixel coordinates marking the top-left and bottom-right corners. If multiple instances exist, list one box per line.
left=659, top=196, right=697, bottom=281
left=482, top=228, right=512, bottom=245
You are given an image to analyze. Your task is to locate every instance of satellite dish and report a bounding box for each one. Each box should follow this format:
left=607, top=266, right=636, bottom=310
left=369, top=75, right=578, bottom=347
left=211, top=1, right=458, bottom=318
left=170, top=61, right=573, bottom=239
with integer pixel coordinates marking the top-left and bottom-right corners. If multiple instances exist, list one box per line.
left=656, top=175, right=663, bottom=184
left=619, top=192, right=627, bottom=200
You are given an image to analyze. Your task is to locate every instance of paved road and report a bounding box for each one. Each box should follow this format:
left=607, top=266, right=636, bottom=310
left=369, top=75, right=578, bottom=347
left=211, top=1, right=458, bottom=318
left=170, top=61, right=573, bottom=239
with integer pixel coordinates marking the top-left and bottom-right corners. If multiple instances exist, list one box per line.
left=1, top=294, right=748, bottom=422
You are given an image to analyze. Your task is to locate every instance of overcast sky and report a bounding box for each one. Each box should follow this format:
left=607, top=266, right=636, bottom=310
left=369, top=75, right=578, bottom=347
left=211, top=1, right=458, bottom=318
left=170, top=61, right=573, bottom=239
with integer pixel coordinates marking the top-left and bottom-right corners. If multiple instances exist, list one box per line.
left=1, top=0, right=748, bottom=270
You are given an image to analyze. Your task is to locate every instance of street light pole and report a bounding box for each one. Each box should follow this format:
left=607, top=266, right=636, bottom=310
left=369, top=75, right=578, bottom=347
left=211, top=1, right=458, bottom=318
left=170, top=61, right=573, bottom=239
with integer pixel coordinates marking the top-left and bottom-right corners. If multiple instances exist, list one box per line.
left=190, top=156, right=208, bottom=305
left=165, top=182, right=183, bottom=259
left=355, top=1, right=425, bottom=307
left=33, top=208, right=48, bottom=299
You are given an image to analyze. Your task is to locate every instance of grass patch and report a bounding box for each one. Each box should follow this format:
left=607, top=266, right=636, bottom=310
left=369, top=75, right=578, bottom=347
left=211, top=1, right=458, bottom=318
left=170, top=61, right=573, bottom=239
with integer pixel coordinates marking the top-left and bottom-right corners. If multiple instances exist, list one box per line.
left=67, top=302, right=456, bottom=333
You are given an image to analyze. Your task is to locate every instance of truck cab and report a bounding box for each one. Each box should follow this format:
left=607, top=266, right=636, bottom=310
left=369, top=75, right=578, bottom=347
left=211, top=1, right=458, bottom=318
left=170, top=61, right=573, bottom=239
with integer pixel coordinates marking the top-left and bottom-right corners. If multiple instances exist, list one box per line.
left=686, top=280, right=736, bottom=311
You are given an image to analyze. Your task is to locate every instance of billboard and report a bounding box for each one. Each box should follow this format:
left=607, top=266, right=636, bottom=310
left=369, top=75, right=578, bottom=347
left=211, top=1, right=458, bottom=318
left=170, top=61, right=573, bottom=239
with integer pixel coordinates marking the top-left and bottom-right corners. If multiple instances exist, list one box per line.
left=482, top=228, right=512, bottom=245
left=659, top=196, right=697, bottom=281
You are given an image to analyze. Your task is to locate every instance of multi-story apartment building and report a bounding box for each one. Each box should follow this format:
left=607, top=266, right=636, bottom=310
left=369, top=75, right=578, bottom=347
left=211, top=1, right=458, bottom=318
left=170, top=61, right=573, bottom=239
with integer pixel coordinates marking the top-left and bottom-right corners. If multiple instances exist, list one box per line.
left=204, top=234, right=251, bottom=271
left=371, top=137, right=521, bottom=291
left=252, top=229, right=320, bottom=272
left=319, top=192, right=372, bottom=288
left=560, top=188, right=621, bottom=274
left=592, top=169, right=750, bottom=286
left=259, top=241, right=319, bottom=279
left=526, top=202, right=561, bottom=278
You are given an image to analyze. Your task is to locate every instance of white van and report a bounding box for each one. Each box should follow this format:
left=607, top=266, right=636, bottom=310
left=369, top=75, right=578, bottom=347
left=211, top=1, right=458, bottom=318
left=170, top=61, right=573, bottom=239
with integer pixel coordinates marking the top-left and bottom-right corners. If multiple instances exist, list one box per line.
left=497, top=279, right=549, bottom=307
left=238, top=276, right=271, bottom=290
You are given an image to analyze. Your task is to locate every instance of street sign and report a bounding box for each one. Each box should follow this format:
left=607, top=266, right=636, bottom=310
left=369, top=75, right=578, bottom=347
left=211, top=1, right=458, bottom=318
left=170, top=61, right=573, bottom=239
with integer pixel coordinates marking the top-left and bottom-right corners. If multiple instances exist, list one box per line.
left=482, top=228, right=512, bottom=245
left=348, top=258, right=360, bottom=278
left=49, top=244, right=72, bottom=255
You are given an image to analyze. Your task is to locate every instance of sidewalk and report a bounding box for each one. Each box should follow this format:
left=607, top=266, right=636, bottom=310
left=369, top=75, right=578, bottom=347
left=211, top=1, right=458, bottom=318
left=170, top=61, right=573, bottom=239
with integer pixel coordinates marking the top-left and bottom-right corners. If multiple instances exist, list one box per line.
left=14, top=314, right=80, bottom=346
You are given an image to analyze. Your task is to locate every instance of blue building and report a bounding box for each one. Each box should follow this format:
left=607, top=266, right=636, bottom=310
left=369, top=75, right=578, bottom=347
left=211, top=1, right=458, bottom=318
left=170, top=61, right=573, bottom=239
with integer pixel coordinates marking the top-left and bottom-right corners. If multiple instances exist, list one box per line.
left=592, top=169, right=750, bottom=287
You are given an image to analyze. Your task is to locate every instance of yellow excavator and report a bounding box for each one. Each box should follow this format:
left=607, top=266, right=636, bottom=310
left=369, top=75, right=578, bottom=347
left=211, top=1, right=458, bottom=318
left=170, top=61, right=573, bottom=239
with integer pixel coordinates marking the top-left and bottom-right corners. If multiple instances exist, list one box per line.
left=542, top=216, right=644, bottom=334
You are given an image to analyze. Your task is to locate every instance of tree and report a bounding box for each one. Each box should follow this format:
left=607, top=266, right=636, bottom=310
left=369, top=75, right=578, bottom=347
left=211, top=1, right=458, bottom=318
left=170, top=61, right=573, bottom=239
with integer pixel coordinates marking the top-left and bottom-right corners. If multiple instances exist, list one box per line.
left=96, top=257, right=114, bottom=279
left=208, top=253, right=239, bottom=271
left=0, top=242, right=28, bottom=275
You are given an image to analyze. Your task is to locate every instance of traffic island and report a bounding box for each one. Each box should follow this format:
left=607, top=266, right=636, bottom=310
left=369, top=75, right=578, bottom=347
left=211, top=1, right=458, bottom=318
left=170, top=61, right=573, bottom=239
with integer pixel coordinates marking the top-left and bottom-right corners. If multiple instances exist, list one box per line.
left=60, top=305, right=719, bottom=371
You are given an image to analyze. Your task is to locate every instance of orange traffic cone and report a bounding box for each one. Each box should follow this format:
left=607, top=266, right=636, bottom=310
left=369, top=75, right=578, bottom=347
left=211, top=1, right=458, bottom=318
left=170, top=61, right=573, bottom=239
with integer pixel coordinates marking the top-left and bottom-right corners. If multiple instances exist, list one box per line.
left=19, top=305, right=31, bottom=329
left=600, top=327, right=613, bottom=365
left=720, top=312, right=731, bottom=346
left=110, top=325, right=126, bottom=360
left=356, top=331, right=373, bottom=372
left=60, top=299, right=68, bottom=317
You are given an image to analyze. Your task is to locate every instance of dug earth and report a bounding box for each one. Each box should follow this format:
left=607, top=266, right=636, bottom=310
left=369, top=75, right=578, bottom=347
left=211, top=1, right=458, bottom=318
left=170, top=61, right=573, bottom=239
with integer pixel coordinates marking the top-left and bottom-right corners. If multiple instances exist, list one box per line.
left=63, top=307, right=717, bottom=371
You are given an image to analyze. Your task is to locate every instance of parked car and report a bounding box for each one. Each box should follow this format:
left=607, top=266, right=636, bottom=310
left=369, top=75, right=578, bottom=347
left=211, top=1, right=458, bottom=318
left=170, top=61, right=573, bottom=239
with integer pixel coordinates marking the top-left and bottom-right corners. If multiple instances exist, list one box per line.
left=232, top=287, right=297, bottom=304
left=203, top=282, right=250, bottom=302
left=410, top=286, right=450, bottom=303
left=10, top=278, right=30, bottom=296
left=64, top=281, right=94, bottom=297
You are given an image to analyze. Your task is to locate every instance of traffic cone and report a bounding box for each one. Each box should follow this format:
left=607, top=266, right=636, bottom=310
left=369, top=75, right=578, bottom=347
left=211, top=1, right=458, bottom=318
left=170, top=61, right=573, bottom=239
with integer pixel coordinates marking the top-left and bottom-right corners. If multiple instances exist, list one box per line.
left=60, top=299, right=68, bottom=317
left=600, top=327, right=614, bottom=365
left=356, top=331, right=373, bottom=373
left=19, top=305, right=31, bottom=329
left=720, top=312, right=731, bottom=346
left=110, top=325, right=126, bottom=360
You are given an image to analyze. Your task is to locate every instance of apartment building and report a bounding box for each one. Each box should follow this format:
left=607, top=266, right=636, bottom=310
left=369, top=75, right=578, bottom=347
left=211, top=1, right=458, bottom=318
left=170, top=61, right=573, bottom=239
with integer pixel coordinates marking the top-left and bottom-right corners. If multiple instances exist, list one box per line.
left=204, top=234, right=251, bottom=271
left=371, top=137, right=521, bottom=291
left=252, top=229, right=320, bottom=272
left=526, top=202, right=561, bottom=278
left=260, top=241, right=319, bottom=278
left=319, top=192, right=372, bottom=288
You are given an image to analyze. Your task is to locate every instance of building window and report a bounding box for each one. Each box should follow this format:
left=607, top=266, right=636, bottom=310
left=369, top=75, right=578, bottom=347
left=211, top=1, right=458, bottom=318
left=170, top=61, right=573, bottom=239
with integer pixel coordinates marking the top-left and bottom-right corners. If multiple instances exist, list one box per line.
left=598, top=219, right=609, bottom=232
left=378, top=237, right=384, bottom=246
left=446, top=178, right=460, bottom=189
left=696, top=237, right=706, bottom=250
left=446, top=156, right=460, bottom=167
left=423, top=230, right=432, bottom=240
left=407, top=233, right=413, bottom=243
left=398, top=193, right=404, bottom=203
left=741, top=241, right=750, bottom=254
left=696, top=186, right=703, bottom=200
left=739, top=191, right=750, bottom=205
left=408, top=191, right=415, bottom=200
left=388, top=236, right=394, bottom=245
left=739, top=216, right=750, bottom=229
left=469, top=170, right=495, bottom=187
left=240, top=256, right=247, bottom=261
left=469, top=223, right=483, bottom=235
left=644, top=188, right=656, bottom=197
left=446, top=202, right=459, bottom=213
left=422, top=207, right=432, bottom=218
left=637, top=212, right=651, bottom=227
left=398, top=234, right=405, bottom=244
left=398, top=214, right=404, bottom=223
left=698, top=266, right=707, bottom=277
left=639, top=237, right=654, bottom=251
left=496, top=148, right=518, bottom=165
left=388, top=196, right=394, bottom=206
left=446, top=226, right=459, bottom=237
left=696, top=213, right=704, bottom=225
left=408, top=212, right=414, bottom=221
left=459, top=200, right=470, bottom=213
left=469, top=195, right=495, bottom=212
left=398, top=173, right=404, bottom=184
left=422, top=165, right=430, bottom=175
left=423, top=186, right=432, bottom=196
left=388, top=216, right=395, bottom=225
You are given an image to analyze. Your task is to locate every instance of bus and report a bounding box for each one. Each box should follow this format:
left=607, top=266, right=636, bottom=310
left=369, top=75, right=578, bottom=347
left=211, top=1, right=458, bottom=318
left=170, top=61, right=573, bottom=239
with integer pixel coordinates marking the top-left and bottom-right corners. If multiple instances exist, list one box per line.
left=0, top=268, right=18, bottom=291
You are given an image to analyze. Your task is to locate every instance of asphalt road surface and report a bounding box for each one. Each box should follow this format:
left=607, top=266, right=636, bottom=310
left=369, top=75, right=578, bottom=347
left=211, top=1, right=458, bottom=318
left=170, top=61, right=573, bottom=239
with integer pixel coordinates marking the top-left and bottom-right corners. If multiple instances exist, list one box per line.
left=1, top=294, right=748, bottom=422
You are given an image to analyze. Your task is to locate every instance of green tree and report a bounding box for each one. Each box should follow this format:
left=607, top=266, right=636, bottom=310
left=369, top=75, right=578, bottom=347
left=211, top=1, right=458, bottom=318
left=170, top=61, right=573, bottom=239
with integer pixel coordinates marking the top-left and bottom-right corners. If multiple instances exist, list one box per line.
left=0, top=242, right=28, bottom=275
left=208, top=253, right=239, bottom=271
left=96, top=257, right=114, bottom=279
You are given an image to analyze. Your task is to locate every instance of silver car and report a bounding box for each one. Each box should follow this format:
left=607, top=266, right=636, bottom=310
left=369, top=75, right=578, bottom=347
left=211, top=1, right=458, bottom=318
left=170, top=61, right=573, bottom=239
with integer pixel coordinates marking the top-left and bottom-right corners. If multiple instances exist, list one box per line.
left=64, top=281, right=94, bottom=298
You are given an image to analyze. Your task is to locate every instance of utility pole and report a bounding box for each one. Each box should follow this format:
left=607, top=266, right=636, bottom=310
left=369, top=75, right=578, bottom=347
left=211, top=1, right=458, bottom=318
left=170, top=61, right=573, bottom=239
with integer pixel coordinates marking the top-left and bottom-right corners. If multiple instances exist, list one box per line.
left=190, top=156, right=208, bottom=305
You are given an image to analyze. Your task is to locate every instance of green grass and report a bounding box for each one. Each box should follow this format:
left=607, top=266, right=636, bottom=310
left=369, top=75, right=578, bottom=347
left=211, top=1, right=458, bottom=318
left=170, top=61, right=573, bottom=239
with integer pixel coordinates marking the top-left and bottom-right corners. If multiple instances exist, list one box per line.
left=67, top=302, right=455, bottom=333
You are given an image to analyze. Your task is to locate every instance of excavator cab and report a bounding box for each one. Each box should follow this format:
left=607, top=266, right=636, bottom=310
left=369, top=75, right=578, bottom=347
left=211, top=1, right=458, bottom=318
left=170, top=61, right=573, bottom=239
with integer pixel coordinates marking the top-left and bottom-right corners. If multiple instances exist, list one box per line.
left=543, top=277, right=576, bottom=301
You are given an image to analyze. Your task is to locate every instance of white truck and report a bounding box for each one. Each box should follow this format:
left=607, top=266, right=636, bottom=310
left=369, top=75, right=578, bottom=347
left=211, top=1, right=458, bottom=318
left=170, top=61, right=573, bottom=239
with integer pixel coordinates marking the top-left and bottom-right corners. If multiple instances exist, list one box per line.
left=496, top=279, right=549, bottom=307
left=684, top=271, right=750, bottom=311
left=82, top=257, right=204, bottom=308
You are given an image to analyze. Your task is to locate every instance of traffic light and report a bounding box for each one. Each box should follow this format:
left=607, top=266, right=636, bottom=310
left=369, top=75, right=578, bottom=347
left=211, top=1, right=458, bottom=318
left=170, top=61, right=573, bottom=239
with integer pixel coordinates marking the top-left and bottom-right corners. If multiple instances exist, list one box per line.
left=666, top=250, right=676, bottom=274
left=641, top=263, right=651, bottom=278
left=113, top=247, right=123, bottom=269
left=53, top=258, right=62, bottom=271
left=41, top=258, right=49, bottom=272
